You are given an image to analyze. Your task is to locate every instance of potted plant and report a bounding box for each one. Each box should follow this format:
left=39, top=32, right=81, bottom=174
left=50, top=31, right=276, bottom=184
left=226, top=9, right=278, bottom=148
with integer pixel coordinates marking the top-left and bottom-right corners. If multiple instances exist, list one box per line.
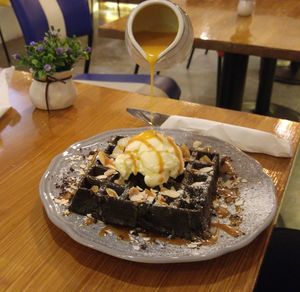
left=13, top=27, right=91, bottom=111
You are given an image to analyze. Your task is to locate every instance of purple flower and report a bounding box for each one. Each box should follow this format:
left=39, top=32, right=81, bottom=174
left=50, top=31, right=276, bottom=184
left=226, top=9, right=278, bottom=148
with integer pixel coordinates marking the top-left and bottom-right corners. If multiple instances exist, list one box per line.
left=12, top=53, right=20, bottom=60
left=29, top=41, right=37, bottom=46
left=85, top=46, right=92, bottom=53
left=66, top=48, right=72, bottom=54
left=36, top=45, right=44, bottom=52
left=44, top=64, right=52, bottom=72
left=55, top=47, right=64, bottom=55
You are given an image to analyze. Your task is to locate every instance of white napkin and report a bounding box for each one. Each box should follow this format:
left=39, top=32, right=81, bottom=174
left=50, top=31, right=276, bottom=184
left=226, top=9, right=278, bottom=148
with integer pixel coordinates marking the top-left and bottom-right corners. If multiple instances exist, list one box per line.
left=0, top=66, right=14, bottom=118
left=161, top=115, right=293, bottom=157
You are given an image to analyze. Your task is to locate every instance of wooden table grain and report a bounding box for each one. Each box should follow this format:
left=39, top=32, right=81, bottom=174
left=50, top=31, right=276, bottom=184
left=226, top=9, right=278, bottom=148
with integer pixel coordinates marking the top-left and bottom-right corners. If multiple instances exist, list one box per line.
left=1, top=71, right=300, bottom=291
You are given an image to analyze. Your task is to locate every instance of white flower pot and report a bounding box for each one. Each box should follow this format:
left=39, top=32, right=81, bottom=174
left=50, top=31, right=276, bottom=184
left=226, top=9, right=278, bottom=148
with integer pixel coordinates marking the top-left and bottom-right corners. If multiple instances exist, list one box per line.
left=29, top=70, right=76, bottom=110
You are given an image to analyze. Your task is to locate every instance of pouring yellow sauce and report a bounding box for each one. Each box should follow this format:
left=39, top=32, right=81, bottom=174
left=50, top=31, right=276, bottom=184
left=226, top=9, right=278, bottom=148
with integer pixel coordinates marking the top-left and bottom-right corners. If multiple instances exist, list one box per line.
left=134, top=31, right=177, bottom=96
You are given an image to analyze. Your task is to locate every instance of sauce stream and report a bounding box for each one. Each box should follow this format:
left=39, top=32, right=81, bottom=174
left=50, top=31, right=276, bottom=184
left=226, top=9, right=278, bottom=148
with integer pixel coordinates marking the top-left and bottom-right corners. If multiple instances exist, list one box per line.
left=134, top=31, right=177, bottom=96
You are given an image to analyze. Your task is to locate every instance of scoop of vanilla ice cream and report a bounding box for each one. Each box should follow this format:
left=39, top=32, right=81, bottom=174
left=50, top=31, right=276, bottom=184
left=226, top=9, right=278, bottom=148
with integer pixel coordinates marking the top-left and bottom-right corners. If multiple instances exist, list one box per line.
left=113, top=130, right=184, bottom=187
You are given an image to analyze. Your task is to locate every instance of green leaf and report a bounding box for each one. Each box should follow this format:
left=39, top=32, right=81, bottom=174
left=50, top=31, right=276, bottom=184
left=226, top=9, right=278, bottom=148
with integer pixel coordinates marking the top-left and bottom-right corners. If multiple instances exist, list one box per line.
left=31, top=59, right=40, bottom=66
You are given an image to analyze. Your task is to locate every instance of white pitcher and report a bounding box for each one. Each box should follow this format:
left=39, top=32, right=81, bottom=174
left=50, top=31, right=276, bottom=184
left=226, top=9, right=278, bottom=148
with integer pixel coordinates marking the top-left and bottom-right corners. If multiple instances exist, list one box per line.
left=125, top=0, right=194, bottom=70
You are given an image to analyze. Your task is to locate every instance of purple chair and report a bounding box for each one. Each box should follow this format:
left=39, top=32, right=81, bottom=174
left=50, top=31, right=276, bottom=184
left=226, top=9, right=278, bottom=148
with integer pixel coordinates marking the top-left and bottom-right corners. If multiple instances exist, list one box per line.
left=10, top=0, right=181, bottom=99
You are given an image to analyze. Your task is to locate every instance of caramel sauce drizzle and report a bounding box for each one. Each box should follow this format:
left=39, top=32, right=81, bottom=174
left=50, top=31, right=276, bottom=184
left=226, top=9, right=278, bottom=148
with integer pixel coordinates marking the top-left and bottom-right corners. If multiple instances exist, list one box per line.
left=215, top=206, right=230, bottom=218
left=99, top=225, right=189, bottom=246
left=128, top=130, right=164, bottom=174
left=99, top=220, right=242, bottom=248
left=125, top=151, right=138, bottom=175
left=202, top=230, right=219, bottom=246
left=100, top=225, right=131, bottom=241
left=211, top=222, right=242, bottom=238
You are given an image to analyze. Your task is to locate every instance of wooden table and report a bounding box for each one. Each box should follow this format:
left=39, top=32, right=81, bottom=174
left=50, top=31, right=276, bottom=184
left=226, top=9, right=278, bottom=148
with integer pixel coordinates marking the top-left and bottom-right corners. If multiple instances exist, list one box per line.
left=1, top=71, right=300, bottom=291
left=99, top=0, right=300, bottom=116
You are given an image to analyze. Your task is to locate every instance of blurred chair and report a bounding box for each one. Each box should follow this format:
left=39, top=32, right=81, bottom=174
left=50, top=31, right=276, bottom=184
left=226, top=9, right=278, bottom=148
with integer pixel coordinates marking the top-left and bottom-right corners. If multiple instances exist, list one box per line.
left=0, top=0, right=11, bottom=66
left=274, top=61, right=300, bottom=85
left=0, top=28, right=10, bottom=66
left=11, top=0, right=93, bottom=73
left=254, top=227, right=300, bottom=291
left=10, top=0, right=180, bottom=99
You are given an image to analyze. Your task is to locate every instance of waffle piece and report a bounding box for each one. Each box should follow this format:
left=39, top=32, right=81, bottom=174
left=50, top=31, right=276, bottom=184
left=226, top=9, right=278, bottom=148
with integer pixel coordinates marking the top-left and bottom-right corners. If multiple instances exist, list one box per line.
left=69, top=136, right=219, bottom=240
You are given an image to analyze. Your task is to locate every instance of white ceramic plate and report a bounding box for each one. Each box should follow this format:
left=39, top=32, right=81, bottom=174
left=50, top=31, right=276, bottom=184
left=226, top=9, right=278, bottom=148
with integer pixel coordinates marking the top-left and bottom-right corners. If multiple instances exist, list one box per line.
left=40, top=127, right=276, bottom=263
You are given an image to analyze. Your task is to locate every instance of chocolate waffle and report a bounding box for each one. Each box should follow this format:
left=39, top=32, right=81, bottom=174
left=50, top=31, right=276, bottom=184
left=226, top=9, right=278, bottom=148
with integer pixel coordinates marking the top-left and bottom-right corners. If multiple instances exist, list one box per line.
left=69, top=135, right=219, bottom=240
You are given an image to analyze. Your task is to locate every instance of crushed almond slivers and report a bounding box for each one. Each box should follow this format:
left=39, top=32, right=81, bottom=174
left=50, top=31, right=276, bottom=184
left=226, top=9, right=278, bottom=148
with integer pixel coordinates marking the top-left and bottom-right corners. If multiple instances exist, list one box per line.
left=187, top=242, right=202, bottom=248
left=128, top=187, right=140, bottom=197
left=199, top=166, right=213, bottom=173
left=129, top=191, right=147, bottom=203
left=78, top=169, right=85, bottom=176
left=66, top=185, right=77, bottom=193
left=114, top=178, right=125, bottom=185
left=61, top=191, right=73, bottom=201
left=213, top=199, right=220, bottom=208
left=143, top=237, right=151, bottom=242
left=97, top=150, right=116, bottom=169
left=90, top=185, right=99, bottom=193
left=235, top=199, right=244, bottom=206
left=198, top=146, right=212, bottom=153
left=83, top=215, right=96, bottom=226
left=229, top=214, right=242, bottom=227
left=106, top=188, right=118, bottom=198
left=145, top=189, right=156, bottom=203
left=220, top=156, right=236, bottom=176
left=181, top=144, right=190, bottom=161
left=96, top=175, right=107, bottom=180
left=79, top=164, right=86, bottom=169
left=104, top=169, right=117, bottom=177
left=155, top=194, right=168, bottom=206
left=182, top=196, right=190, bottom=204
left=87, top=155, right=94, bottom=161
left=222, top=179, right=236, bottom=189
left=97, top=150, right=107, bottom=166
left=160, top=189, right=180, bottom=198
left=217, top=186, right=239, bottom=199
left=54, top=198, right=69, bottom=205
left=199, top=155, right=213, bottom=165
left=62, top=210, right=70, bottom=216
left=193, top=141, right=202, bottom=149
